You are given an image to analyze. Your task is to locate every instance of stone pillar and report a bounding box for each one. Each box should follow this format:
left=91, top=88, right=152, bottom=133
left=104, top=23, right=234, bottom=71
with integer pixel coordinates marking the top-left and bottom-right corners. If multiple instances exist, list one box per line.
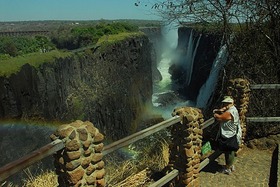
left=168, top=107, right=204, bottom=187
left=50, top=120, right=105, bottom=187
left=227, top=78, right=250, bottom=146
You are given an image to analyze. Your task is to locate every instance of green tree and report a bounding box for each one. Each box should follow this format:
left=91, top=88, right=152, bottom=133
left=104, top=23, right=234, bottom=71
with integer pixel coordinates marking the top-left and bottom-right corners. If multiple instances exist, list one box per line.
left=0, top=36, right=56, bottom=56
left=35, top=36, right=55, bottom=53
left=0, top=37, right=18, bottom=56
left=3, top=40, right=18, bottom=57
left=50, top=22, right=139, bottom=50
left=50, top=27, right=79, bottom=50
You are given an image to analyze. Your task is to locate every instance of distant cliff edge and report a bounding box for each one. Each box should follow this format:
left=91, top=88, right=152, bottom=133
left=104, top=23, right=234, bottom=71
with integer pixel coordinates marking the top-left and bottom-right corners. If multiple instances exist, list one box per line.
left=0, top=33, right=153, bottom=140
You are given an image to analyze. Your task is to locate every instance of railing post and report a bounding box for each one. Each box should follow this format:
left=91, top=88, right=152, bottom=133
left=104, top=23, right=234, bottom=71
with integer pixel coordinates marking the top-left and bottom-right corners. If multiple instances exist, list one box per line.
left=50, top=120, right=105, bottom=187
left=168, top=107, right=204, bottom=187
left=227, top=78, right=250, bottom=147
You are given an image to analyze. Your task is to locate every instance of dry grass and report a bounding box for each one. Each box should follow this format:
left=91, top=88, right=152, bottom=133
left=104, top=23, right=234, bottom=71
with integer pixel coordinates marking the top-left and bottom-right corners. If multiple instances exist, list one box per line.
left=105, top=159, right=140, bottom=186
left=137, top=140, right=170, bottom=172
left=105, top=139, right=170, bottom=186
left=113, top=168, right=152, bottom=187
left=2, top=169, right=58, bottom=187
left=3, top=140, right=170, bottom=187
left=22, top=169, right=58, bottom=187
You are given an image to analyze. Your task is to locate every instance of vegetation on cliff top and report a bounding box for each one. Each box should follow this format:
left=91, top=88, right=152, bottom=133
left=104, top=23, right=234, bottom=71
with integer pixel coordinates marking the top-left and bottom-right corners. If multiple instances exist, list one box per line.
left=0, top=21, right=143, bottom=77
left=0, top=35, right=56, bottom=58
left=0, top=22, right=140, bottom=58
left=0, top=50, right=71, bottom=77
left=97, top=32, right=145, bottom=50
left=50, top=21, right=139, bottom=50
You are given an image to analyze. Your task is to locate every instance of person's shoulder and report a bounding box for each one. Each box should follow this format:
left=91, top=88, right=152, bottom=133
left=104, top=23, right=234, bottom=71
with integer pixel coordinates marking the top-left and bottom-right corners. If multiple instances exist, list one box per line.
left=228, top=105, right=238, bottom=113
left=231, top=106, right=238, bottom=114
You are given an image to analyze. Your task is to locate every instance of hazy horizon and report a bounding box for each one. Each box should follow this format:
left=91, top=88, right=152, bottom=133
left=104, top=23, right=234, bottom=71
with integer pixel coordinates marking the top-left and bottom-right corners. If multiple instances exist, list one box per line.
left=0, top=0, right=161, bottom=22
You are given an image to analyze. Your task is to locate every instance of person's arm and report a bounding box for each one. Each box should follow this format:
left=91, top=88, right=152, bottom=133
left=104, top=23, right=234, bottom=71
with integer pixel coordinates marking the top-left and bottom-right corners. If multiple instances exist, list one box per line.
left=213, top=106, right=229, bottom=114
left=214, top=111, right=232, bottom=122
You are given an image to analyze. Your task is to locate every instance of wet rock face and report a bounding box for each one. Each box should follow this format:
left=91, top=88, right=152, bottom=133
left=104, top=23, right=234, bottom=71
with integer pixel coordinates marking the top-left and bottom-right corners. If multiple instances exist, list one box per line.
left=0, top=35, right=153, bottom=140
left=169, top=27, right=222, bottom=100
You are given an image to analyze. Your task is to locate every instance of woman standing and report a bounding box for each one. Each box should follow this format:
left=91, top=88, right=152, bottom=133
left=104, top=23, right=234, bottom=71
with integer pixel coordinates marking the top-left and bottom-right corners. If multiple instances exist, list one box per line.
left=213, top=96, right=241, bottom=175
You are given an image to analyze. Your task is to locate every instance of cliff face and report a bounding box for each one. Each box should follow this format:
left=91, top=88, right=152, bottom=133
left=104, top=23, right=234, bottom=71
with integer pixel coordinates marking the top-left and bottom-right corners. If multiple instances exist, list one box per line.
left=140, top=27, right=163, bottom=83
left=173, top=27, right=222, bottom=101
left=0, top=35, right=153, bottom=139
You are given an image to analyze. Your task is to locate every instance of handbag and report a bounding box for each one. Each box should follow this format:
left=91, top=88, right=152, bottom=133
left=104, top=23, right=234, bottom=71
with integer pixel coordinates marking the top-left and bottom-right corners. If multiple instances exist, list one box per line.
left=218, top=135, right=239, bottom=151
left=202, top=141, right=212, bottom=155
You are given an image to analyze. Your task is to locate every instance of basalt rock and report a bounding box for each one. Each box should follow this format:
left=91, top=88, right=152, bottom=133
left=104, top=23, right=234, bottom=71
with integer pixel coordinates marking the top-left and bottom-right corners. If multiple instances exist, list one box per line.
left=0, top=34, right=153, bottom=140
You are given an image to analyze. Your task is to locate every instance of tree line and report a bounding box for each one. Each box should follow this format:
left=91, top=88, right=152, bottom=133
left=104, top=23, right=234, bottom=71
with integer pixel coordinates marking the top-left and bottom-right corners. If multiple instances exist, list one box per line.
left=0, top=22, right=139, bottom=59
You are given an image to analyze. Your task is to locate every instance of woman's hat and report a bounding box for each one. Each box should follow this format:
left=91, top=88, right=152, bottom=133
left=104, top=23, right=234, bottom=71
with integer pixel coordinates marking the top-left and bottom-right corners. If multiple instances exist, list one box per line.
left=222, top=96, right=234, bottom=103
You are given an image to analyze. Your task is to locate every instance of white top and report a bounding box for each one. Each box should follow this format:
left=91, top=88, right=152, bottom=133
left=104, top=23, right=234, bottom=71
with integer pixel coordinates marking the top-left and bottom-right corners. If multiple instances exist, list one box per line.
left=220, top=105, right=241, bottom=139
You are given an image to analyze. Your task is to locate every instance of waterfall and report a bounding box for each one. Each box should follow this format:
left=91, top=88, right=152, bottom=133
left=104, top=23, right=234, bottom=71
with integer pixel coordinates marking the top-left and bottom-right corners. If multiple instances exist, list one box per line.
left=152, top=23, right=178, bottom=105
left=196, top=44, right=229, bottom=109
left=152, top=23, right=198, bottom=118
left=152, top=25, right=227, bottom=118
left=157, top=23, right=178, bottom=91
left=184, top=30, right=202, bottom=86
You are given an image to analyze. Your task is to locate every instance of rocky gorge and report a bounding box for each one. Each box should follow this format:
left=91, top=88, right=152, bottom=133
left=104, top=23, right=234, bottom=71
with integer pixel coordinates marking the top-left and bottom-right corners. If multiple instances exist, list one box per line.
left=0, top=32, right=155, bottom=184
left=0, top=33, right=153, bottom=140
left=0, top=26, right=279, bottom=185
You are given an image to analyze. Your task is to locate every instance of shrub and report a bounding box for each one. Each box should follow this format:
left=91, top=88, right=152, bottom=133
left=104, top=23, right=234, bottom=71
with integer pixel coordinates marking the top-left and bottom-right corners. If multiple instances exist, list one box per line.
left=50, top=22, right=139, bottom=50
left=0, top=36, right=56, bottom=57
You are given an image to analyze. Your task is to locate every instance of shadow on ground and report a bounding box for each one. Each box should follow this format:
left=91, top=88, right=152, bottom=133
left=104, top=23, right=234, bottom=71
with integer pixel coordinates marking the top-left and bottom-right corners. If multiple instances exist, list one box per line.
left=269, top=145, right=278, bottom=187
left=201, top=160, right=223, bottom=174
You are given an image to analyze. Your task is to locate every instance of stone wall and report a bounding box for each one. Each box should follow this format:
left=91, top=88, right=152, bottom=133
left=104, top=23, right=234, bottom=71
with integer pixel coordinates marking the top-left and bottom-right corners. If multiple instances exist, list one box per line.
left=50, top=120, right=105, bottom=187
left=168, top=107, right=204, bottom=187
left=227, top=78, right=250, bottom=145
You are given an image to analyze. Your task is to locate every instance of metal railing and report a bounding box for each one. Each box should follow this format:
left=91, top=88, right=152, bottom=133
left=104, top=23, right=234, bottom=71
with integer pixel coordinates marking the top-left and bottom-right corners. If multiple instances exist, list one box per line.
left=0, top=116, right=182, bottom=183
left=250, top=84, right=280, bottom=89
left=0, top=115, right=218, bottom=186
left=103, top=116, right=181, bottom=155
left=248, top=83, right=280, bottom=122
left=1, top=82, right=278, bottom=185
left=0, top=139, right=64, bottom=181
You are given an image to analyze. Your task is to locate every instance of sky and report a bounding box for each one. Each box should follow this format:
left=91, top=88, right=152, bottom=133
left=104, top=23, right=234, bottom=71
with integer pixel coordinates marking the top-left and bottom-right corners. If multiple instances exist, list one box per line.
left=0, top=0, right=161, bottom=22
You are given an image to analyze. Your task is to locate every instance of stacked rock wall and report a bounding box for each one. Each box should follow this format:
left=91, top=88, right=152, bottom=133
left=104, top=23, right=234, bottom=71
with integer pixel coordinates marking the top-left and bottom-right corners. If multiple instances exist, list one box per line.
left=168, top=107, right=204, bottom=187
left=50, top=120, right=105, bottom=187
left=227, top=78, right=250, bottom=145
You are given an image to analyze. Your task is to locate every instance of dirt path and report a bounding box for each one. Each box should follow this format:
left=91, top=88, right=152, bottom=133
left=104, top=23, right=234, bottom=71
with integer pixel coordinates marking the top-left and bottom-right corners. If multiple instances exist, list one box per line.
left=199, top=146, right=274, bottom=187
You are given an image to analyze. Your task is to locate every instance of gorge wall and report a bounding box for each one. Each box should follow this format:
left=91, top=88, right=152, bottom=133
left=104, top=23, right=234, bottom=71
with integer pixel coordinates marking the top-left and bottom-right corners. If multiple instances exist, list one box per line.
left=147, top=26, right=279, bottom=145
left=168, top=27, right=222, bottom=102
left=0, top=34, right=153, bottom=140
